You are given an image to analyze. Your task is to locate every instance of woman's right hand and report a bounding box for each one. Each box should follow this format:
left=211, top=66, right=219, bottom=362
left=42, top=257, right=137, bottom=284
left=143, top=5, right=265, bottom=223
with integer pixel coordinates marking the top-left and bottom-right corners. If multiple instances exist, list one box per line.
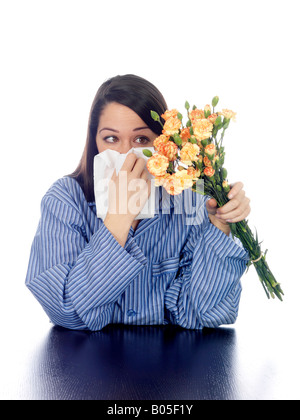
left=104, top=153, right=151, bottom=246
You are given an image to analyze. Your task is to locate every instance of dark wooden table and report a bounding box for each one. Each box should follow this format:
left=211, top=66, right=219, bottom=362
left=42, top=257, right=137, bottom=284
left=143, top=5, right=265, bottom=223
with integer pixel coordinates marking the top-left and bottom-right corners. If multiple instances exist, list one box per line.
left=11, top=325, right=241, bottom=401
left=1, top=275, right=299, bottom=401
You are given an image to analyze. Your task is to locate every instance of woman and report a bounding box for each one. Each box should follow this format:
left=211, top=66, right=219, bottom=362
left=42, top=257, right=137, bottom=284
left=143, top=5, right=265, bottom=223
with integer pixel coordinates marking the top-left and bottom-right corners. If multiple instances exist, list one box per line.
left=25, top=74, right=250, bottom=331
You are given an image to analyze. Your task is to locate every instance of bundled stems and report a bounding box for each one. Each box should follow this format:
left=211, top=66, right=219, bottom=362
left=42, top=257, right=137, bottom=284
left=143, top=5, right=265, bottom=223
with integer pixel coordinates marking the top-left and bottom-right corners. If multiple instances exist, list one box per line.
left=231, top=220, right=284, bottom=301
left=204, top=182, right=284, bottom=301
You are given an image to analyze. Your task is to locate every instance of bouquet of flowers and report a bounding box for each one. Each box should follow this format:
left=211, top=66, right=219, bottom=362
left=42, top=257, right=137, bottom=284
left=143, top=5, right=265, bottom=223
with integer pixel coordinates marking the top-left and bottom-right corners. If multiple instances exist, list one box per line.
left=143, top=97, right=283, bottom=301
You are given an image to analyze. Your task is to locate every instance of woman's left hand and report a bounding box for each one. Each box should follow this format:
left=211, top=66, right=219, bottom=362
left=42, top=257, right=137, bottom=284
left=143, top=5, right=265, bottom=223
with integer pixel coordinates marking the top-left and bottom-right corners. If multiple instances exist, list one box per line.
left=206, top=182, right=251, bottom=235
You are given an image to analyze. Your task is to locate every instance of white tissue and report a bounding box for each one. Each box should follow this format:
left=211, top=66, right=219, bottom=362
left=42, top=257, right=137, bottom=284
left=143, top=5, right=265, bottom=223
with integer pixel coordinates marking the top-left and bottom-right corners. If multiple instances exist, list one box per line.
left=93, top=147, right=156, bottom=220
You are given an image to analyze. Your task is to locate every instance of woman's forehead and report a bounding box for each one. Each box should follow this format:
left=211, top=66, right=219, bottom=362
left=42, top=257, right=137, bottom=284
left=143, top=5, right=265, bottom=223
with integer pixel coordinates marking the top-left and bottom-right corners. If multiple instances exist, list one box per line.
left=99, top=102, right=148, bottom=129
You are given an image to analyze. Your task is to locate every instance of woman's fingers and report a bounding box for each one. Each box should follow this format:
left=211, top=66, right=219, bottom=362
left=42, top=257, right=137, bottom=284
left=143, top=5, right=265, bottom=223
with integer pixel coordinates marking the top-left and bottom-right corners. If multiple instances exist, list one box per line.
left=121, top=153, right=138, bottom=172
left=121, top=153, right=148, bottom=179
left=227, top=181, right=244, bottom=199
left=216, top=199, right=251, bottom=222
left=216, top=187, right=251, bottom=223
left=206, top=198, right=218, bottom=215
left=108, top=154, right=151, bottom=220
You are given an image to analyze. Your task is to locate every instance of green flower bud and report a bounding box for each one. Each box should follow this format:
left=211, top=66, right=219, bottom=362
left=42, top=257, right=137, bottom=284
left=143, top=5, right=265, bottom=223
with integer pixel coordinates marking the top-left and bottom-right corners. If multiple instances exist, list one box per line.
left=223, top=118, right=230, bottom=130
left=212, top=127, right=218, bottom=138
left=222, top=180, right=230, bottom=193
left=212, top=96, right=219, bottom=107
left=222, top=168, right=228, bottom=179
left=215, top=116, right=222, bottom=126
left=204, top=105, right=211, bottom=118
left=219, top=155, right=225, bottom=166
left=151, top=110, right=160, bottom=122
left=185, top=101, right=190, bottom=110
left=196, top=160, right=203, bottom=170
left=177, top=112, right=183, bottom=121
left=173, top=133, right=182, bottom=146
left=143, top=149, right=153, bottom=158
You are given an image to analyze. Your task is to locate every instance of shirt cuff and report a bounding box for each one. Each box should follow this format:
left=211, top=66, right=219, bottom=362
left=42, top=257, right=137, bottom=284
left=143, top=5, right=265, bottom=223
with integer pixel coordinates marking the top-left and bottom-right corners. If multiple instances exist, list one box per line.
left=203, top=220, right=249, bottom=261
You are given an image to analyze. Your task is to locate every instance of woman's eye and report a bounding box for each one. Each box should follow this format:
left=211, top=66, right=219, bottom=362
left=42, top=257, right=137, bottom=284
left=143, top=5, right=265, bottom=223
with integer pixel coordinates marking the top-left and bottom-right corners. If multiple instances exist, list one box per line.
left=104, top=136, right=118, bottom=143
left=135, top=136, right=150, bottom=145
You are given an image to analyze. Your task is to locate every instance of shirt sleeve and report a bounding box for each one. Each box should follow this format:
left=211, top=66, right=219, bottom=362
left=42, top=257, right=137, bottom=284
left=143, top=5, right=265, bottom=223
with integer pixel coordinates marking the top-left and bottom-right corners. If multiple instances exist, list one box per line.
left=25, top=191, right=147, bottom=331
left=164, top=212, right=249, bottom=329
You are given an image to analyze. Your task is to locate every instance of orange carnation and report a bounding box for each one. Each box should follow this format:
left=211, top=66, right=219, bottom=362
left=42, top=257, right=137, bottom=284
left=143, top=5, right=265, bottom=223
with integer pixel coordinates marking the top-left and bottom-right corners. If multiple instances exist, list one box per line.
left=163, top=174, right=184, bottom=196
left=180, top=142, right=200, bottom=165
left=162, top=117, right=182, bottom=136
left=189, top=109, right=205, bottom=124
left=218, top=109, right=237, bottom=121
left=204, top=143, right=216, bottom=158
left=147, top=153, right=169, bottom=177
left=156, top=140, right=178, bottom=161
left=187, top=167, right=201, bottom=180
left=203, top=156, right=212, bottom=167
left=175, top=170, right=194, bottom=189
left=180, top=127, right=191, bottom=144
left=154, top=173, right=170, bottom=187
left=203, top=166, right=215, bottom=178
left=161, top=109, right=179, bottom=120
left=207, top=113, right=218, bottom=124
left=153, top=134, right=169, bottom=150
left=163, top=171, right=194, bottom=196
left=193, top=119, right=213, bottom=141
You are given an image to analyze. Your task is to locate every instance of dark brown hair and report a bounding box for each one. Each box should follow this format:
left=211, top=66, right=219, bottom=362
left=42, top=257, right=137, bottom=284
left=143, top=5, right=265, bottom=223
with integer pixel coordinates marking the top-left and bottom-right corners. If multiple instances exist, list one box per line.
left=69, top=74, right=168, bottom=202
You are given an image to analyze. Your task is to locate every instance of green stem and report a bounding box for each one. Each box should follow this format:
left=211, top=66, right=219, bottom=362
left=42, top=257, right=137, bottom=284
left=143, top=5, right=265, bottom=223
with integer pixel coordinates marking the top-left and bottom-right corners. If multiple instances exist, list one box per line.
left=196, top=183, right=284, bottom=301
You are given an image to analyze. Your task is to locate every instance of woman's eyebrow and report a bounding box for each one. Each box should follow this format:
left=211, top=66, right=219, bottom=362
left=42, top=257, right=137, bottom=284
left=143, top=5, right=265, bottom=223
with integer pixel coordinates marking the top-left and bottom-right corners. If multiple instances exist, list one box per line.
left=99, top=127, right=119, bottom=133
left=99, top=126, right=151, bottom=133
left=133, top=126, right=151, bottom=132
left=99, top=127, right=150, bottom=133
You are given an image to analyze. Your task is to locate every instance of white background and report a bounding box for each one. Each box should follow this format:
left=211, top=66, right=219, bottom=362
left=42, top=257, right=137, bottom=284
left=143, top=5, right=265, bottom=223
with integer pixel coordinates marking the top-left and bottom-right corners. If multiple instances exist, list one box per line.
left=0, top=0, right=299, bottom=399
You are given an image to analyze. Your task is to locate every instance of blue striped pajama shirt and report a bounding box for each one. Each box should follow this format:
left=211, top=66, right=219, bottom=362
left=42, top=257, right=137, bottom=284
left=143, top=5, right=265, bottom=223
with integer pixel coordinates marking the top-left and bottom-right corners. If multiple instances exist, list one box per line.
left=25, top=176, right=249, bottom=331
